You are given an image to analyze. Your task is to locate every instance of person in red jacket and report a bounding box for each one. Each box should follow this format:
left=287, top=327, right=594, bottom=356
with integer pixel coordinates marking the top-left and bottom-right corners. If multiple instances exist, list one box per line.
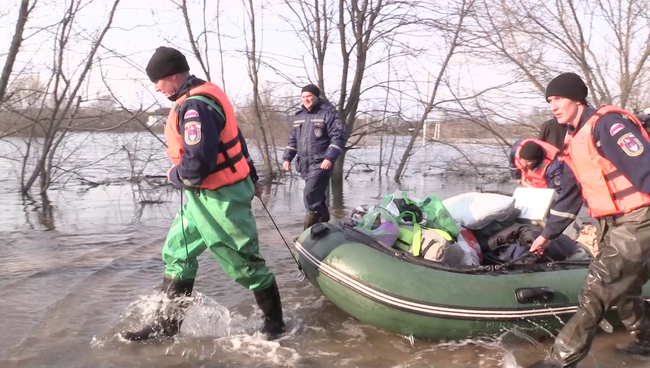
left=528, top=73, right=650, bottom=368
left=509, top=138, right=563, bottom=193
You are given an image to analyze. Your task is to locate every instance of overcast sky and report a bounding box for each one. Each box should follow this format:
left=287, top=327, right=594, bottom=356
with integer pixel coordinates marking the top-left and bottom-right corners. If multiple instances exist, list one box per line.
left=1, top=1, right=306, bottom=107
left=3, top=0, right=639, bottom=120
left=0, top=1, right=522, bottom=116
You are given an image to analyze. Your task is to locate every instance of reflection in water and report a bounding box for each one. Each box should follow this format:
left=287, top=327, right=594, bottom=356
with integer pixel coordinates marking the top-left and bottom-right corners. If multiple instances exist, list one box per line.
left=330, top=175, right=345, bottom=211
left=21, top=192, right=56, bottom=231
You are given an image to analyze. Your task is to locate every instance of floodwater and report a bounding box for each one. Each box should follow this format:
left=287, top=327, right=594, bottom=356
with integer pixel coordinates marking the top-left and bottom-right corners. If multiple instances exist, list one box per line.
left=0, top=133, right=644, bottom=367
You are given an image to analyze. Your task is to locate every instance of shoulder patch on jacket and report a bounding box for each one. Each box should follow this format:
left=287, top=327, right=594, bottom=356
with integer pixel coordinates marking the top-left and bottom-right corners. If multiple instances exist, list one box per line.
left=609, top=123, right=624, bottom=136
left=617, top=132, right=644, bottom=157
left=184, top=109, right=199, bottom=120
left=184, top=122, right=202, bottom=145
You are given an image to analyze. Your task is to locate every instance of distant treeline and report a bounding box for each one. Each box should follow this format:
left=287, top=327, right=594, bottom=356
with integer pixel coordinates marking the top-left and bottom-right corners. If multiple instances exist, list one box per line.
left=0, top=107, right=540, bottom=142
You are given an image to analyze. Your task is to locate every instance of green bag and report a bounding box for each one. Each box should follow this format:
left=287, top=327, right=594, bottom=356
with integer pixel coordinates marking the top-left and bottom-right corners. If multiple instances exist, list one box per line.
left=383, top=190, right=460, bottom=239
left=355, top=206, right=401, bottom=249
left=419, top=193, right=460, bottom=239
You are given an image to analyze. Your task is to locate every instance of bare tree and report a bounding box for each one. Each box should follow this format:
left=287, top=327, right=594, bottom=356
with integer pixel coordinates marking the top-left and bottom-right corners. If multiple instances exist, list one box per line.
left=241, top=0, right=275, bottom=179
left=469, top=0, right=650, bottom=109
left=0, top=0, right=38, bottom=108
left=276, top=0, right=421, bottom=188
left=280, top=0, right=335, bottom=95
left=172, top=0, right=279, bottom=179
left=173, top=0, right=212, bottom=81
left=12, top=0, right=121, bottom=195
left=333, top=0, right=423, bottom=186
left=170, top=0, right=226, bottom=92
left=393, top=0, right=475, bottom=181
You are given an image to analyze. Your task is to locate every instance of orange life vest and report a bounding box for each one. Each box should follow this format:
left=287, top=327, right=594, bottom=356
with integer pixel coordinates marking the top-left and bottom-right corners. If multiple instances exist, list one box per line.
left=164, top=82, right=249, bottom=190
left=514, top=138, right=560, bottom=188
left=562, top=105, right=650, bottom=217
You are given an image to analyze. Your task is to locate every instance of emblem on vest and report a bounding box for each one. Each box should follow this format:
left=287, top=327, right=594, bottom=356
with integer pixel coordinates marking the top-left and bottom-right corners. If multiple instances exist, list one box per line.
left=314, top=128, right=323, bottom=137
left=184, top=122, right=202, bottom=145
left=617, top=132, right=644, bottom=157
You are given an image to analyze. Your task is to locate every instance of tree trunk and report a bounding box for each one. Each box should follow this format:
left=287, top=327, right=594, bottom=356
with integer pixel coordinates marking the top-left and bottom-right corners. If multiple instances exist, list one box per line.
left=0, top=0, right=33, bottom=107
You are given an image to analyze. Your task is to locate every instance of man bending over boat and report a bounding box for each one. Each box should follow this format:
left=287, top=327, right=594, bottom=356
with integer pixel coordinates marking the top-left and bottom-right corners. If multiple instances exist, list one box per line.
left=509, top=138, right=564, bottom=194
left=527, top=72, right=650, bottom=367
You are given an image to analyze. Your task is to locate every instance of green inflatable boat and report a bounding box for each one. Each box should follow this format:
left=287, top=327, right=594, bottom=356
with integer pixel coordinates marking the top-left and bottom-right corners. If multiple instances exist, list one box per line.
left=293, top=222, right=650, bottom=340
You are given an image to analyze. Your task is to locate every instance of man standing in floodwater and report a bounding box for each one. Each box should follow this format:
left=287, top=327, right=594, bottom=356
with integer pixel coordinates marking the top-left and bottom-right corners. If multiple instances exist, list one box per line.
left=120, top=46, right=285, bottom=341
left=528, top=72, right=650, bottom=368
left=282, top=84, right=346, bottom=229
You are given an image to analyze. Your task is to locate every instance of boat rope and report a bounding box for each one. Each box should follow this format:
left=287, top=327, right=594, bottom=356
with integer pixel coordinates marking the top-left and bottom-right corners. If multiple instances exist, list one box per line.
left=134, top=126, right=193, bottom=270
left=256, top=196, right=305, bottom=279
left=493, top=251, right=543, bottom=271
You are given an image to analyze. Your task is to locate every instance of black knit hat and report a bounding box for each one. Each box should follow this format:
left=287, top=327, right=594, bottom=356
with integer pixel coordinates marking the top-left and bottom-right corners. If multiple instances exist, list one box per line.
left=545, top=72, right=588, bottom=104
left=301, top=84, right=320, bottom=98
left=146, top=47, right=190, bottom=82
left=519, top=141, right=544, bottom=161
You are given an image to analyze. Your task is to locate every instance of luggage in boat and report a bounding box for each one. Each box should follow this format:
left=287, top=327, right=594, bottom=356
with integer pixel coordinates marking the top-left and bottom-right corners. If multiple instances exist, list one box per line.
left=383, top=190, right=460, bottom=238
left=352, top=205, right=400, bottom=249
left=396, top=226, right=464, bottom=264
left=442, top=192, right=516, bottom=230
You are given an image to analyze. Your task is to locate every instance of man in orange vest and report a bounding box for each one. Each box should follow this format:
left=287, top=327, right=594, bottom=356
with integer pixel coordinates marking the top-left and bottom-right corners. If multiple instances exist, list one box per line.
left=509, top=138, right=563, bottom=192
left=528, top=73, right=650, bottom=367
left=121, top=47, right=285, bottom=341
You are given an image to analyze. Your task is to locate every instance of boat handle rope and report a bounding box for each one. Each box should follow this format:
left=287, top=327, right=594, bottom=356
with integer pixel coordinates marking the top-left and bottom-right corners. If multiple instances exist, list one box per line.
left=494, top=251, right=540, bottom=271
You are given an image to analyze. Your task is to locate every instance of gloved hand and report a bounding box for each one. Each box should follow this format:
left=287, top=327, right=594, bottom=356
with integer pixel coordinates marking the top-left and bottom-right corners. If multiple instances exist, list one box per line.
left=167, top=165, right=186, bottom=189
left=254, top=182, right=263, bottom=198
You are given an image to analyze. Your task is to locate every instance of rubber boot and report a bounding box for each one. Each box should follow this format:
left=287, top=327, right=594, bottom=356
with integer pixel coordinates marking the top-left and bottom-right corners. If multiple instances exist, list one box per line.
left=318, top=208, right=330, bottom=224
left=253, top=279, right=286, bottom=339
left=621, top=329, right=650, bottom=356
left=120, top=277, right=194, bottom=341
left=303, top=211, right=320, bottom=230
left=527, top=358, right=574, bottom=368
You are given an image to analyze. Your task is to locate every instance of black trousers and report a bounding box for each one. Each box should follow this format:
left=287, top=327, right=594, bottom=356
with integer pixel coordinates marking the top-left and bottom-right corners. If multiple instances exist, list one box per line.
left=303, top=175, right=329, bottom=215
left=551, top=206, right=650, bottom=366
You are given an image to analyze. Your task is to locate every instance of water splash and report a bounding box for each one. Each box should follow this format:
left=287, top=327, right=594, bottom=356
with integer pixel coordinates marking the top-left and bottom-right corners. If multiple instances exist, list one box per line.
left=107, top=290, right=302, bottom=366
left=401, top=334, right=415, bottom=347
left=181, top=292, right=239, bottom=337
left=220, top=333, right=301, bottom=367
left=428, top=334, right=523, bottom=368
left=89, top=335, right=105, bottom=348
left=117, top=289, right=174, bottom=332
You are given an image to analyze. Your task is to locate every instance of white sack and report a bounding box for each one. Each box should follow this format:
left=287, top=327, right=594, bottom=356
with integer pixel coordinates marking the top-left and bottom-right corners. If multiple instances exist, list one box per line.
left=442, top=192, right=516, bottom=230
